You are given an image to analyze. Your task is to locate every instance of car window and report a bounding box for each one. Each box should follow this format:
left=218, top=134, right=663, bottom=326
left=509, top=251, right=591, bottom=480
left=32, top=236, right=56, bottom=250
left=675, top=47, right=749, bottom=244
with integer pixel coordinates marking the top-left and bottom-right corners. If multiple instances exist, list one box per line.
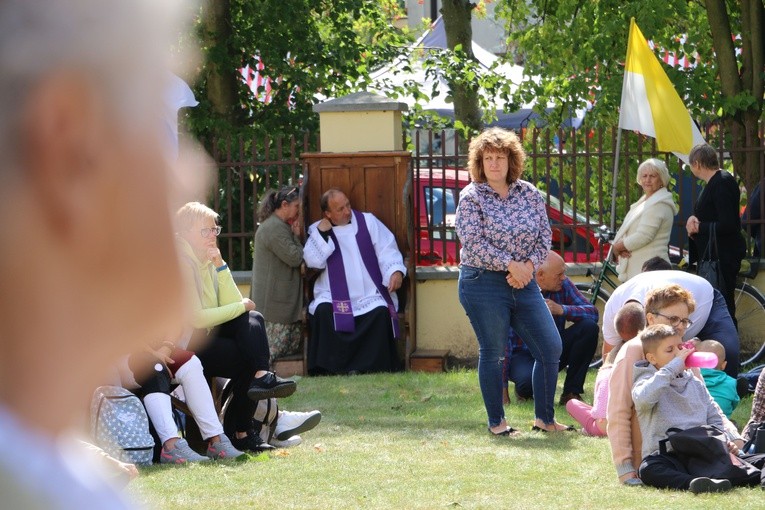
left=423, top=187, right=458, bottom=241
left=423, top=187, right=457, bottom=226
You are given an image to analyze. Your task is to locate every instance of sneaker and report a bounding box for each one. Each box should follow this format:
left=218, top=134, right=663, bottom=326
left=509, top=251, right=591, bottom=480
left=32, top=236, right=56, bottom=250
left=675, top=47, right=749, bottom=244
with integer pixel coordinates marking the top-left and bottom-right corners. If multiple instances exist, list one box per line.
left=689, top=477, right=732, bottom=494
left=269, top=435, right=303, bottom=448
left=231, top=430, right=276, bottom=453
left=273, top=410, right=322, bottom=441
left=247, top=372, right=297, bottom=400
left=206, top=435, right=245, bottom=460
left=623, top=478, right=643, bottom=487
left=159, top=439, right=210, bottom=464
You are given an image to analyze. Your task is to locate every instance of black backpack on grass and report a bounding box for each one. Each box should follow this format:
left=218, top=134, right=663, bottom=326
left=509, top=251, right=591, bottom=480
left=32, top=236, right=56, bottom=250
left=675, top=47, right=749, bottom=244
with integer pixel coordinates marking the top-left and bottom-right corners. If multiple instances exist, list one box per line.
left=659, top=425, right=760, bottom=481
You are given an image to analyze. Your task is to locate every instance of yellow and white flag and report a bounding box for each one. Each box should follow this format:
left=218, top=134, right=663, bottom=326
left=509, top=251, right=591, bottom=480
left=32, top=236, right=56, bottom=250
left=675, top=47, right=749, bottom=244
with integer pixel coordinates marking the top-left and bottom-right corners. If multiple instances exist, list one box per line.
left=618, top=18, right=705, bottom=163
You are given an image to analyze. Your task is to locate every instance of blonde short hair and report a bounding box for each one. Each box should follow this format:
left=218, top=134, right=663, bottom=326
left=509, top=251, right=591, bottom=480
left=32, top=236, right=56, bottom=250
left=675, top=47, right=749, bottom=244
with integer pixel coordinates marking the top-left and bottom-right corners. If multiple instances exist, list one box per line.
left=645, top=284, right=696, bottom=315
left=176, top=202, right=219, bottom=233
left=0, top=0, right=193, bottom=180
left=637, top=158, right=671, bottom=188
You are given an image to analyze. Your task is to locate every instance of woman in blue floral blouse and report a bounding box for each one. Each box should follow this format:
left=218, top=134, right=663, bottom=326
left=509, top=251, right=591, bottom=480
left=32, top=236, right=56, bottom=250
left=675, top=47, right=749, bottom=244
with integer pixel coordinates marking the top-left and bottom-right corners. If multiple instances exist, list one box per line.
left=456, top=127, right=573, bottom=435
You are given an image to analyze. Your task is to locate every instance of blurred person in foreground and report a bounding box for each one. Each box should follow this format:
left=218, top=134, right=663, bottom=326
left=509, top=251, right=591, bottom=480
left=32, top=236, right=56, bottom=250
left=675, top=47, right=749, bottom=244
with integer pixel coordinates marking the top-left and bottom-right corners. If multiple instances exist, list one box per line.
left=0, top=1, right=202, bottom=508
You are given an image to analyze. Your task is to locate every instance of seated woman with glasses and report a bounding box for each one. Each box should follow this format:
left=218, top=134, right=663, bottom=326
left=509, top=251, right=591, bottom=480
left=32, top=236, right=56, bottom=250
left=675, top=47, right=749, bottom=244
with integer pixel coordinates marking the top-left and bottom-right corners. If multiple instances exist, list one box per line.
left=251, top=186, right=304, bottom=361
left=606, top=284, right=742, bottom=486
left=175, top=202, right=297, bottom=453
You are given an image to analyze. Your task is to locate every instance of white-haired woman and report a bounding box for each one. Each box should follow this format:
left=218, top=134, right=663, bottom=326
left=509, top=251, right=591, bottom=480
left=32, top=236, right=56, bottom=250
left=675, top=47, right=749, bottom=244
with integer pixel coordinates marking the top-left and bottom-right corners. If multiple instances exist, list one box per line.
left=612, top=159, right=678, bottom=282
left=175, top=202, right=297, bottom=453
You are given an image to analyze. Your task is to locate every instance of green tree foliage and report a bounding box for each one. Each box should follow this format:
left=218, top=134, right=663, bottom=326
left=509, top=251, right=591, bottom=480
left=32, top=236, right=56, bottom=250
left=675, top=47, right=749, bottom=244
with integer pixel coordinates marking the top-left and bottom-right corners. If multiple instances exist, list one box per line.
left=190, top=0, right=413, bottom=139
left=495, top=0, right=763, bottom=191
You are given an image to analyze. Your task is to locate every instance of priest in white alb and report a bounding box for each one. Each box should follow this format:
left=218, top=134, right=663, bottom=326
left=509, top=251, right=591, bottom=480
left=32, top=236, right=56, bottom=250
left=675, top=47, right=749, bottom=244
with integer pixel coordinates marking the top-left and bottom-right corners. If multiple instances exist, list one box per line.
left=304, top=189, right=406, bottom=374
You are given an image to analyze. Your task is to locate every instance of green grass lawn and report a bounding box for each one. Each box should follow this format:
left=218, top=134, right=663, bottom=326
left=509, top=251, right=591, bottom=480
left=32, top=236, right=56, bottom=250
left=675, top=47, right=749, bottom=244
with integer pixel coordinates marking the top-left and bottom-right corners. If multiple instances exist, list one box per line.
left=129, top=369, right=761, bottom=509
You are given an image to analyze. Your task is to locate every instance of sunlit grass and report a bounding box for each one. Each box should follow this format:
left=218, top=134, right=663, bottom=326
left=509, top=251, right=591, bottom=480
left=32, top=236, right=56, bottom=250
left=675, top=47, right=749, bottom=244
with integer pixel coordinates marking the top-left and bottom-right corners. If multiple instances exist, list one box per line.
left=129, top=369, right=761, bottom=509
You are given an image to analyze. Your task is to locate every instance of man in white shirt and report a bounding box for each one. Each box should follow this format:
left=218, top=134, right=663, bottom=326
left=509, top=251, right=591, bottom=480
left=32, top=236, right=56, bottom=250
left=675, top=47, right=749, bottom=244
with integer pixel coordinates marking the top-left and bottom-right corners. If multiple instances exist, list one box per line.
left=304, top=189, right=406, bottom=374
left=602, top=267, right=739, bottom=376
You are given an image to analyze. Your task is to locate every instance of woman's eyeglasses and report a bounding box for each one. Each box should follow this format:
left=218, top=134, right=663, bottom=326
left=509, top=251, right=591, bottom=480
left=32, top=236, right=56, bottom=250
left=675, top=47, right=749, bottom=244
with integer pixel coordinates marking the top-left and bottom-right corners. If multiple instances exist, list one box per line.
left=650, top=311, right=693, bottom=328
left=200, top=226, right=222, bottom=238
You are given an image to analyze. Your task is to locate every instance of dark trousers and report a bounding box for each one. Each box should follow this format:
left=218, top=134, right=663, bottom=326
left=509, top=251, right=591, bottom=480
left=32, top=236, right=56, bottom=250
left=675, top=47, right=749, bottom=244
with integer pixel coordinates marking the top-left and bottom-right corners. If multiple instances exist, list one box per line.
left=308, top=303, right=399, bottom=375
left=640, top=451, right=765, bottom=490
left=720, top=257, right=742, bottom=329
left=697, top=289, right=740, bottom=377
left=192, top=311, right=271, bottom=432
left=559, top=319, right=599, bottom=395
left=505, top=319, right=598, bottom=398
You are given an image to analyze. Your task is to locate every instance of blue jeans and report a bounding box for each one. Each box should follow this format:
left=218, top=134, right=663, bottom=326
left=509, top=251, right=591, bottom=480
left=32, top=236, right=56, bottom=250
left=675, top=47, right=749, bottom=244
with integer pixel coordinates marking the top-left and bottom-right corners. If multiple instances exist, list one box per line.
left=505, top=319, right=598, bottom=398
left=697, top=289, right=739, bottom=377
left=506, top=348, right=535, bottom=399
left=458, top=265, right=562, bottom=426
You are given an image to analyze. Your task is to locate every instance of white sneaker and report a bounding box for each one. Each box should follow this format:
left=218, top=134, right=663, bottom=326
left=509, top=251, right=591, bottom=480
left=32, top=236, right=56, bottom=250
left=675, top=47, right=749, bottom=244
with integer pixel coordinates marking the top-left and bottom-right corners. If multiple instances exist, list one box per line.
left=273, top=410, right=322, bottom=440
left=269, top=435, right=303, bottom=448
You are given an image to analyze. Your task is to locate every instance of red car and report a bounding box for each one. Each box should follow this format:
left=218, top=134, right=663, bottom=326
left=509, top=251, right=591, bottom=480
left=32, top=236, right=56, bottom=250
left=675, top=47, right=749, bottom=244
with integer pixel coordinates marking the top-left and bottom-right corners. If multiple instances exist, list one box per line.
left=415, top=168, right=606, bottom=265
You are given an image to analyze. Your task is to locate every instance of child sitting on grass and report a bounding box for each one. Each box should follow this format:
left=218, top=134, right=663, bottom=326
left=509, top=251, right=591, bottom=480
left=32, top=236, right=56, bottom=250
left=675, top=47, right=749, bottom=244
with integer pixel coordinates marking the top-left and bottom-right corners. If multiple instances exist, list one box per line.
left=565, top=342, right=624, bottom=436
left=696, top=339, right=740, bottom=418
left=632, top=324, right=765, bottom=493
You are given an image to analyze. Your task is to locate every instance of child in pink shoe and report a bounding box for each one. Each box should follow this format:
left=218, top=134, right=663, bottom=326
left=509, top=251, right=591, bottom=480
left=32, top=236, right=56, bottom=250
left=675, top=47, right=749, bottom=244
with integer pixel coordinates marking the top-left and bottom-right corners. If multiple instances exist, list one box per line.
left=566, top=343, right=624, bottom=436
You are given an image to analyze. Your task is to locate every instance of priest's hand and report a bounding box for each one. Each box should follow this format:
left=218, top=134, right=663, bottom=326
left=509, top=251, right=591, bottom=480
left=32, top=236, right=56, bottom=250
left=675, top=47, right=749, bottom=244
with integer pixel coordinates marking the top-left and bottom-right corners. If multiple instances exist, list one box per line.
left=388, top=271, right=403, bottom=293
left=318, top=218, right=332, bottom=232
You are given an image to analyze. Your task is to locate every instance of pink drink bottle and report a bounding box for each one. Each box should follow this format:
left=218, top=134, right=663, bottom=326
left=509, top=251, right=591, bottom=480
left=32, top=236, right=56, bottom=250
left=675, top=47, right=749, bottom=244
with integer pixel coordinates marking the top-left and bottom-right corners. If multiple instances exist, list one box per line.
left=681, top=342, right=718, bottom=368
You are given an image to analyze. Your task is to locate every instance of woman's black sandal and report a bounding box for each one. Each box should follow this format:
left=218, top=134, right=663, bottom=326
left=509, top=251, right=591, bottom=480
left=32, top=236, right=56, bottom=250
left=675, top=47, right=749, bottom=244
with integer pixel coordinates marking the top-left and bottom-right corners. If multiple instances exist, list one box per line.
left=490, top=426, right=520, bottom=437
left=531, top=425, right=576, bottom=433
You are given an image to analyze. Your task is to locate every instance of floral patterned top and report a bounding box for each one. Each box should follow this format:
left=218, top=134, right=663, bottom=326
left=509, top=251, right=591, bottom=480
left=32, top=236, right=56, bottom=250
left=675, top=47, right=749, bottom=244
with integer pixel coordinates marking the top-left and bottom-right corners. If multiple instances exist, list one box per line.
left=456, top=180, right=551, bottom=272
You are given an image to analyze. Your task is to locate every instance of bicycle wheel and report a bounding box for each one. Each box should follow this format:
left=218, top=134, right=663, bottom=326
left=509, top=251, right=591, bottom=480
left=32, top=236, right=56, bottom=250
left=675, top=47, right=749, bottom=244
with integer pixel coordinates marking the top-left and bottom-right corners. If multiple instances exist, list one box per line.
left=575, top=282, right=611, bottom=369
left=734, top=282, right=765, bottom=366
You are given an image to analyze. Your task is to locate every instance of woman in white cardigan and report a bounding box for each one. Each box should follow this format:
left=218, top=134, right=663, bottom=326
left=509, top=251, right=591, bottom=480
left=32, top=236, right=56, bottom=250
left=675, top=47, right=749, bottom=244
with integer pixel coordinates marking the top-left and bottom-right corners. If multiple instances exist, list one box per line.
left=612, top=159, right=678, bottom=282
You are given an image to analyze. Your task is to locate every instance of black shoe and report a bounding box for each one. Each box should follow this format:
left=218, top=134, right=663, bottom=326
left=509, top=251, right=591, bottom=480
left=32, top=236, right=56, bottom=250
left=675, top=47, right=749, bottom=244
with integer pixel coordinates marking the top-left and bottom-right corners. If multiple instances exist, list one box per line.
left=231, top=430, right=275, bottom=453
left=736, top=376, right=751, bottom=398
left=558, top=393, right=582, bottom=406
left=247, top=372, right=297, bottom=401
left=688, top=477, right=732, bottom=494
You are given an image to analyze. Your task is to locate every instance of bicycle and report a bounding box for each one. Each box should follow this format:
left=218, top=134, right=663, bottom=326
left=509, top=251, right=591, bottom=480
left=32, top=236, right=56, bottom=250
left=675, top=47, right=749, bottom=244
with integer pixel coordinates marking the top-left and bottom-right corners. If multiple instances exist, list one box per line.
left=732, top=259, right=765, bottom=366
left=576, top=225, right=765, bottom=368
left=574, top=226, right=617, bottom=369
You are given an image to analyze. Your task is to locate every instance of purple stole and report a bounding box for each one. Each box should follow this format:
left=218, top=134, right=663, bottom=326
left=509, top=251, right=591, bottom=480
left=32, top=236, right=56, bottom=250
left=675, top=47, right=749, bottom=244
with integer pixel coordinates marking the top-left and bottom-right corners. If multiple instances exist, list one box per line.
left=326, top=210, right=400, bottom=338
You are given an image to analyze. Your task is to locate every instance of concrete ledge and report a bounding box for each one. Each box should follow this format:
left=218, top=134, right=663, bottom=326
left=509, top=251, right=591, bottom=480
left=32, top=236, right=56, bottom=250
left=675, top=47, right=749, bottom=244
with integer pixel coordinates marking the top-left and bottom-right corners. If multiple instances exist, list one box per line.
left=232, top=271, right=251, bottom=285
left=415, top=262, right=599, bottom=280
left=415, top=265, right=460, bottom=280
left=237, top=263, right=598, bottom=285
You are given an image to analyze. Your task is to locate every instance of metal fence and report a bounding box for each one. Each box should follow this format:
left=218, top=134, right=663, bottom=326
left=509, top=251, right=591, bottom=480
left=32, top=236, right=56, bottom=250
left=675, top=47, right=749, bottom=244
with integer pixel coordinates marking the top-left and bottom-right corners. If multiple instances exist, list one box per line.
left=206, top=124, right=765, bottom=270
left=204, top=133, right=318, bottom=270
left=413, top=124, right=765, bottom=266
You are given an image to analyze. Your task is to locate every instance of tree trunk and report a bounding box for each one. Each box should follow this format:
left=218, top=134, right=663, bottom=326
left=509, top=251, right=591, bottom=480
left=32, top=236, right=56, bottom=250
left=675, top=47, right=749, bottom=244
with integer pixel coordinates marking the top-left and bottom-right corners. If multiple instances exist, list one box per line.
left=441, top=0, right=483, bottom=134
left=705, top=0, right=764, bottom=193
left=201, top=0, right=240, bottom=124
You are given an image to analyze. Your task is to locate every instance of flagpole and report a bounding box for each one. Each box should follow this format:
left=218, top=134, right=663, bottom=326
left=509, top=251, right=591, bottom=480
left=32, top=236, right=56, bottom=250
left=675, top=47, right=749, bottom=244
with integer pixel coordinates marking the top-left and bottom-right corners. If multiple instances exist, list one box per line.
left=610, top=127, right=622, bottom=234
